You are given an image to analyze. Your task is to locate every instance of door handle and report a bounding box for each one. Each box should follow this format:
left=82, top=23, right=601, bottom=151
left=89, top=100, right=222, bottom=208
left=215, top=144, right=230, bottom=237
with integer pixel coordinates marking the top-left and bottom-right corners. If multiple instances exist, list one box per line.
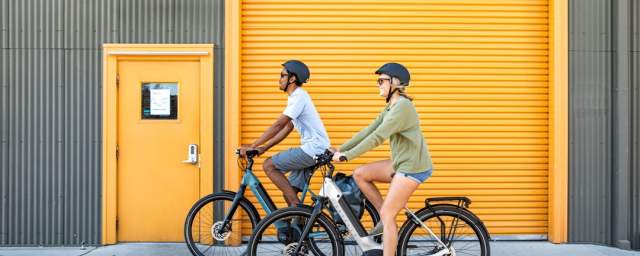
left=182, top=144, right=198, bottom=164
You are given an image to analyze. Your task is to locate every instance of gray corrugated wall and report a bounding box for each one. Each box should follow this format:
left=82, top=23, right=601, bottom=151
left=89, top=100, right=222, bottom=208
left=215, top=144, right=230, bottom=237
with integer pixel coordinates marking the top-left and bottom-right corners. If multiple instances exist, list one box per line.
left=569, top=0, right=640, bottom=250
left=568, top=0, right=613, bottom=245
left=0, top=0, right=225, bottom=246
left=632, top=0, right=640, bottom=249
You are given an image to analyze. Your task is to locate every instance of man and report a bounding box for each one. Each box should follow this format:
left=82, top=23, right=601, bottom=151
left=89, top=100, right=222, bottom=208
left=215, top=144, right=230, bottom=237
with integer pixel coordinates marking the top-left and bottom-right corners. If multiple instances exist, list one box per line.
left=241, top=60, right=330, bottom=207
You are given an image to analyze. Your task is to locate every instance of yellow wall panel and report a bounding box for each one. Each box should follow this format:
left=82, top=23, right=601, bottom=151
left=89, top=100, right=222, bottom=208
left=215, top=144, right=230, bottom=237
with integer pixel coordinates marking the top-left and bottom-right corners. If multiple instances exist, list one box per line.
left=239, top=0, right=549, bottom=237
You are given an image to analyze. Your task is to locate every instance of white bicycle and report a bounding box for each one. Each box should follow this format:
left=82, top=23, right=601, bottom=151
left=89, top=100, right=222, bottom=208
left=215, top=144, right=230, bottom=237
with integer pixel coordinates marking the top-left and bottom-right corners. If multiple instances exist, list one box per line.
left=247, top=150, right=490, bottom=256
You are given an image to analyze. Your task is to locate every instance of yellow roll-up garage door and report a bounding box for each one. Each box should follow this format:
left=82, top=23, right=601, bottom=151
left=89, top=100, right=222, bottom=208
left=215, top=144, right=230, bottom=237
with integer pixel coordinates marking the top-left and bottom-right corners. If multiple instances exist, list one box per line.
left=239, top=0, right=549, bottom=237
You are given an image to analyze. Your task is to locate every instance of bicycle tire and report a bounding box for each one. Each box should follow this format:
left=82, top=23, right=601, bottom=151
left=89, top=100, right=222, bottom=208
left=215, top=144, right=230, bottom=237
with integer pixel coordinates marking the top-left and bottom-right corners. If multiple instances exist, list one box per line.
left=247, top=206, right=344, bottom=256
left=184, top=192, right=260, bottom=256
left=397, top=204, right=490, bottom=256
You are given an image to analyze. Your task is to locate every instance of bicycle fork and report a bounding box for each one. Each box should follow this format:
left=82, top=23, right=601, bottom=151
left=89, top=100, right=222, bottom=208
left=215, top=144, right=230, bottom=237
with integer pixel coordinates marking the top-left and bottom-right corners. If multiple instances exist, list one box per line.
left=219, top=185, right=249, bottom=233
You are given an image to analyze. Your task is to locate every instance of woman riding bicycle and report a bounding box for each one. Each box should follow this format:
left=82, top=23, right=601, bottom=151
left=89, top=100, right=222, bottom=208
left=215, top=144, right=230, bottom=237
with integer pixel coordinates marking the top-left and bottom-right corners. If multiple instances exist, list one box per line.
left=332, top=63, right=433, bottom=256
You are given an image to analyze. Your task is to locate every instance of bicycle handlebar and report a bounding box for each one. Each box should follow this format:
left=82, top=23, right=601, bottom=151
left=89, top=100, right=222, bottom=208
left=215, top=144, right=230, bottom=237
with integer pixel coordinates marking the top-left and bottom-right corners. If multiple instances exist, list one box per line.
left=313, top=149, right=350, bottom=178
left=235, top=148, right=260, bottom=159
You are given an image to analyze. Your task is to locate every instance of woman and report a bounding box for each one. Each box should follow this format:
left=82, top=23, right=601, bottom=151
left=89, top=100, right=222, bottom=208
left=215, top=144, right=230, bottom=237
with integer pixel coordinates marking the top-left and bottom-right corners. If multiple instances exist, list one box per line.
left=332, top=63, right=433, bottom=256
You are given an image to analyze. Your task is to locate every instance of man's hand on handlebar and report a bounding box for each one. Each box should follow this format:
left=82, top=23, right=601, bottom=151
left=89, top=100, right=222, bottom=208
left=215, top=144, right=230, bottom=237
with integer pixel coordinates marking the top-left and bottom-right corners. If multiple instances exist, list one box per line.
left=255, top=145, right=267, bottom=156
left=239, top=144, right=254, bottom=157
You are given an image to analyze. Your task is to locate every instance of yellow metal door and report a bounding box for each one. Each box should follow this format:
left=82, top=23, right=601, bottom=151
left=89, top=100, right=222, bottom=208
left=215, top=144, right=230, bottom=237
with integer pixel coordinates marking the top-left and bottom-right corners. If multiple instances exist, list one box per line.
left=238, top=0, right=550, bottom=237
left=117, top=60, right=201, bottom=242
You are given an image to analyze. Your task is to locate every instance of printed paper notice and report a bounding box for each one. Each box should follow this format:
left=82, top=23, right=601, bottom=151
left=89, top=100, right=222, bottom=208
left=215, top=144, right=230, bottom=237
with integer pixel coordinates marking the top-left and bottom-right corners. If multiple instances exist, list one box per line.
left=150, top=89, right=171, bottom=115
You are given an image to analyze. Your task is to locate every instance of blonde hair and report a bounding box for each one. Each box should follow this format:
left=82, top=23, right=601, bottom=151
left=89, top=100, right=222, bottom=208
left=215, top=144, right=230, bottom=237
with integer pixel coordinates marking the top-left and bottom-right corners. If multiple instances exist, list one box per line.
left=397, top=87, right=414, bottom=101
left=391, top=77, right=413, bottom=101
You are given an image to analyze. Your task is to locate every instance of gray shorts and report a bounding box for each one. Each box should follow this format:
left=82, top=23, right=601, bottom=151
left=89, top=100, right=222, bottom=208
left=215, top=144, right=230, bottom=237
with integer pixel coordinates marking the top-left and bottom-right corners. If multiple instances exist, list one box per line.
left=271, top=147, right=316, bottom=191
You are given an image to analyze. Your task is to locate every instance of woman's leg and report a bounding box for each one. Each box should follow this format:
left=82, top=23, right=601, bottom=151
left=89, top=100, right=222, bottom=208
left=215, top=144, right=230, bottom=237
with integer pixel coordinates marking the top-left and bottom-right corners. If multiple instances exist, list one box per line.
left=380, top=174, right=421, bottom=256
left=352, top=159, right=394, bottom=212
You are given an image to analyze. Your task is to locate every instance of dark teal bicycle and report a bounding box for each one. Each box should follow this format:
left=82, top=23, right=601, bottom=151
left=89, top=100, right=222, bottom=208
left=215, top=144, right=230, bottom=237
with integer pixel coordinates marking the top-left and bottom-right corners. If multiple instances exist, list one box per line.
left=184, top=149, right=380, bottom=256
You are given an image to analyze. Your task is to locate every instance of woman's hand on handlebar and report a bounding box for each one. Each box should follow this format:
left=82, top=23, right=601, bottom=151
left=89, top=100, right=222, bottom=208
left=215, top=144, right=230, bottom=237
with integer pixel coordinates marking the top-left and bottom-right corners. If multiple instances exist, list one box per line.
left=332, top=151, right=347, bottom=163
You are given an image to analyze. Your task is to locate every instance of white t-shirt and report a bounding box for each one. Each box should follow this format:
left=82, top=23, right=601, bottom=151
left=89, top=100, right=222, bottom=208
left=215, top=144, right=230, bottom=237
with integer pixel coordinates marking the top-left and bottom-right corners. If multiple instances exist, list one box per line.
left=283, top=88, right=331, bottom=157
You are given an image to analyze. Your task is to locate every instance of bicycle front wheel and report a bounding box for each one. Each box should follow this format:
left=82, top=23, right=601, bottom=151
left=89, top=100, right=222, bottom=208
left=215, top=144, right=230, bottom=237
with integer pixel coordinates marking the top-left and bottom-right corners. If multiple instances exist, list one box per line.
left=184, top=192, right=260, bottom=256
left=397, top=205, right=490, bottom=256
left=248, top=206, right=344, bottom=256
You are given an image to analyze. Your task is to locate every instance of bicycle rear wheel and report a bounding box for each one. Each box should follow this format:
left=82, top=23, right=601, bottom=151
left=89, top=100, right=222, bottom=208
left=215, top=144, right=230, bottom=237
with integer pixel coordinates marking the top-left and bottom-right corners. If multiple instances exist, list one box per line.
left=397, top=205, right=490, bottom=256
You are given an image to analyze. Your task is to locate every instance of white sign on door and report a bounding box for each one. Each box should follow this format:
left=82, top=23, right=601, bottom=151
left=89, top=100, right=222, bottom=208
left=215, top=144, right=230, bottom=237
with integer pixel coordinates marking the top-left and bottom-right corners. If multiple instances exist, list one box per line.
left=150, top=89, right=171, bottom=115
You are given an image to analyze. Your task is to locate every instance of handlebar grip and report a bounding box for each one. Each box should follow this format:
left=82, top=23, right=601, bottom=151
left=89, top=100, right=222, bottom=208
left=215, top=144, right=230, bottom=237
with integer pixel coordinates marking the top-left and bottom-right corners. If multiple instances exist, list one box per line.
left=246, top=149, right=259, bottom=158
left=339, top=156, right=347, bottom=162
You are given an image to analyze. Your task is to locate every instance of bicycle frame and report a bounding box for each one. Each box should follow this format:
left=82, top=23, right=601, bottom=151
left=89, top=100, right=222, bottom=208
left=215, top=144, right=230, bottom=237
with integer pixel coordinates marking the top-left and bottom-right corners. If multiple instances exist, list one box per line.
left=220, top=154, right=312, bottom=231
left=292, top=154, right=451, bottom=255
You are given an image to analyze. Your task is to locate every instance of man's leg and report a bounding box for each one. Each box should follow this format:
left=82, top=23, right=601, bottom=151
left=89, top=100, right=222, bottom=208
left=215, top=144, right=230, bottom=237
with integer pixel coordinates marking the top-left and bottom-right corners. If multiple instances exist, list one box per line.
left=263, top=157, right=300, bottom=206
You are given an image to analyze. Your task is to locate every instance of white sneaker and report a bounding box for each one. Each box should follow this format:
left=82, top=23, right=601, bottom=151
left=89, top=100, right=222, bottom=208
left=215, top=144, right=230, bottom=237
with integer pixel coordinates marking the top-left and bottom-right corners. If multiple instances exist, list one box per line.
left=368, top=222, right=383, bottom=237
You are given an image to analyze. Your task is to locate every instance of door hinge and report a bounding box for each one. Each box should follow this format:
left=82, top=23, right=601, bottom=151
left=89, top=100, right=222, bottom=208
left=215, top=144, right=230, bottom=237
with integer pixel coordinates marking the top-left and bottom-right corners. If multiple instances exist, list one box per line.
left=116, top=217, right=119, bottom=232
left=116, top=145, right=119, bottom=160
left=116, top=74, right=120, bottom=88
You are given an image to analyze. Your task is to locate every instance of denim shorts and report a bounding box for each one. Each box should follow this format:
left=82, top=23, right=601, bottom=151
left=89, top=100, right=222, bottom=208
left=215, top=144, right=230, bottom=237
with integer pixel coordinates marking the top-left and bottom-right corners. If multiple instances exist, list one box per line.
left=395, top=168, right=433, bottom=184
left=271, top=147, right=316, bottom=191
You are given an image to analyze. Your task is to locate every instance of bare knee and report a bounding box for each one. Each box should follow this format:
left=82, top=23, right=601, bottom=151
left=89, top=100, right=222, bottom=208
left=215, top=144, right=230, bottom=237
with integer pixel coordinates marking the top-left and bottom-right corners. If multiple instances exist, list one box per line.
left=379, top=207, right=398, bottom=225
left=379, top=202, right=401, bottom=223
left=263, top=158, right=277, bottom=174
left=353, top=166, right=368, bottom=183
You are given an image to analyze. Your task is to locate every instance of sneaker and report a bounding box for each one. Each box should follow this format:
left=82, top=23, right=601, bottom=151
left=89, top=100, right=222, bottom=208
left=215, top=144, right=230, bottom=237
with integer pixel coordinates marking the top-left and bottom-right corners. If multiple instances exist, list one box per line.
left=368, top=222, right=383, bottom=237
left=277, top=223, right=301, bottom=244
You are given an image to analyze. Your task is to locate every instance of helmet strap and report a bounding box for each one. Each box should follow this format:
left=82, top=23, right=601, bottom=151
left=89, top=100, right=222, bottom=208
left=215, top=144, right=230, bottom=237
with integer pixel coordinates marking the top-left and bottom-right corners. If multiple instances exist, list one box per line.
left=386, top=87, right=400, bottom=103
left=282, top=74, right=292, bottom=92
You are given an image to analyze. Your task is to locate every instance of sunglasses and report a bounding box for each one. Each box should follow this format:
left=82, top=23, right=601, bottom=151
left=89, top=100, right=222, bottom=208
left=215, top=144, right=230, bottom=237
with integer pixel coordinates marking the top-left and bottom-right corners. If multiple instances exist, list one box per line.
left=377, top=78, right=391, bottom=85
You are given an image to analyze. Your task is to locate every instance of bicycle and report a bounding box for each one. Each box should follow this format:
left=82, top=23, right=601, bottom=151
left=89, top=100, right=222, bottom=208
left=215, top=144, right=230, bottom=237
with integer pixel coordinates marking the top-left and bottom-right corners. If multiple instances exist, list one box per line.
left=247, top=150, right=491, bottom=256
left=184, top=149, right=380, bottom=256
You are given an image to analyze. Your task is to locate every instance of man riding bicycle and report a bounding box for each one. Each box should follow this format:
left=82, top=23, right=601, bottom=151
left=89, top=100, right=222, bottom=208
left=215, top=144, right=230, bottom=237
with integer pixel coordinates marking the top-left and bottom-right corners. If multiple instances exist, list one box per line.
left=240, top=60, right=330, bottom=207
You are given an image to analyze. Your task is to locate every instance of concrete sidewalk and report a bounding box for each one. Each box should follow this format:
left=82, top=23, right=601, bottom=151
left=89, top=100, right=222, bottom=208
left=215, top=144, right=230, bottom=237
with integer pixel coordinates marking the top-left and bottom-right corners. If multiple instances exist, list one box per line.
left=1, top=242, right=639, bottom=256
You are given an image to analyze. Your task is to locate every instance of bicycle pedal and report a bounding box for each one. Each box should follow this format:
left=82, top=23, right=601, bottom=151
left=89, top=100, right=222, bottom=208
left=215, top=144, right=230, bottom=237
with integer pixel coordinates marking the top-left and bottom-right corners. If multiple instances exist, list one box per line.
left=361, top=249, right=383, bottom=256
left=430, top=247, right=450, bottom=256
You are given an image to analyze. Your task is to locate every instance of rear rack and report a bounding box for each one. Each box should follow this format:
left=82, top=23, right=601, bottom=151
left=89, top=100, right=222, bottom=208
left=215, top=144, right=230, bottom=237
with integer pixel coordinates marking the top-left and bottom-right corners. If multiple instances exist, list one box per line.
left=425, top=197, right=472, bottom=208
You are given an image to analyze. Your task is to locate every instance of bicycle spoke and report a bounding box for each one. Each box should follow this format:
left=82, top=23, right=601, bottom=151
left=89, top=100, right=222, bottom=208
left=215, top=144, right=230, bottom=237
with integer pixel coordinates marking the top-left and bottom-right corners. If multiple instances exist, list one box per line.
left=401, top=211, right=486, bottom=256
left=186, top=196, right=253, bottom=256
left=250, top=210, right=341, bottom=256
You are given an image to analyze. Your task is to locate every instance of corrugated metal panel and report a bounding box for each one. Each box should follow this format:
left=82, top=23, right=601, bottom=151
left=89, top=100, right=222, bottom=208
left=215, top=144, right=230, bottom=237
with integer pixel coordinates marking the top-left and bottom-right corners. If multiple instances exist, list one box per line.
left=63, top=0, right=119, bottom=49
left=635, top=0, right=640, bottom=52
left=3, top=49, right=67, bottom=245
left=631, top=0, right=640, bottom=250
left=633, top=55, right=640, bottom=249
left=239, top=0, right=550, bottom=236
left=567, top=0, right=613, bottom=245
left=7, top=0, right=64, bottom=49
left=61, top=49, right=102, bottom=245
left=118, top=0, right=175, bottom=43
left=1, top=0, right=225, bottom=246
left=1, top=0, right=7, bottom=48
left=175, top=0, right=224, bottom=43
left=1, top=49, right=7, bottom=243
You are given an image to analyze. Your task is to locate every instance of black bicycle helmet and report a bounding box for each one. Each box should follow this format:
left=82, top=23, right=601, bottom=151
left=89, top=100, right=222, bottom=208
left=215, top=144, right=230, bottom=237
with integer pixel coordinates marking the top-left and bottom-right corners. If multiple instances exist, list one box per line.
left=375, top=62, right=410, bottom=86
left=282, top=60, right=310, bottom=85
